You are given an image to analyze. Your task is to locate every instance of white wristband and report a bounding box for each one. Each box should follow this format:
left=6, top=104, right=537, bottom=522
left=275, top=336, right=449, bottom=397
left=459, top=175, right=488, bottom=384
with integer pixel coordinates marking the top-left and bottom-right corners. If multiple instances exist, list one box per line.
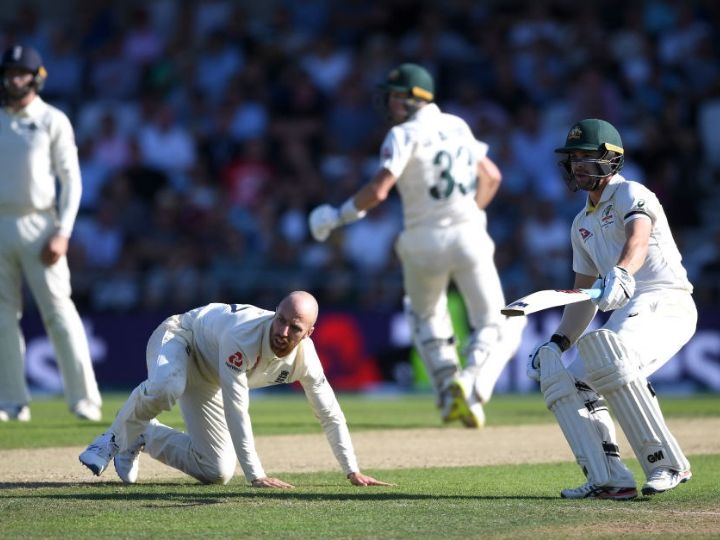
left=339, top=198, right=366, bottom=224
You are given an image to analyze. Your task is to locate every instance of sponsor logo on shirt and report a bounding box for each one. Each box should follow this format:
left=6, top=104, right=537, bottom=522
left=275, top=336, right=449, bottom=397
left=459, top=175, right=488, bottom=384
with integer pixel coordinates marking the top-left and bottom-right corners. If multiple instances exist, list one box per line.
left=381, top=144, right=392, bottom=159
left=273, top=370, right=290, bottom=384
left=601, top=204, right=615, bottom=228
left=579, top=227, right=593, bottom=241
left=226, top=351, right=244, bottom=372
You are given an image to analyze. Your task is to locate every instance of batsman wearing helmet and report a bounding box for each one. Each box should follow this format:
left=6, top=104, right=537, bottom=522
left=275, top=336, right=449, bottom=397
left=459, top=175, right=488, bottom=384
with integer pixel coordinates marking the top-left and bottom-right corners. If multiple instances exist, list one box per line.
left=0, top=45, right=102, bottom=422
left=309, top=63, right=524, bottom=428
left=527, top=118, right=696, bottom=499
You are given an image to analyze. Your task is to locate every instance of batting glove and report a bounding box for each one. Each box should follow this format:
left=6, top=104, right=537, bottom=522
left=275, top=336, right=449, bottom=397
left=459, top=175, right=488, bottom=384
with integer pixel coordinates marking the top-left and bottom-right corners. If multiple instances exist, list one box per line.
left=526, top=341, right=563, bottom=383
left=596, top=266, right=635, bottom=312
left=308, top=199, right=366, bottom=242
left=308, top=204, right=341, bottom=242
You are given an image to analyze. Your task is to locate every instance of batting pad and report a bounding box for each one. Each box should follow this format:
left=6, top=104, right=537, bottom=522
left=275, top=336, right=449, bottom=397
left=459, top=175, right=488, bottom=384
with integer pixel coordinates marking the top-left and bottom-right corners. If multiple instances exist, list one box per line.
left=405, top=299, right=459, bottom=395
left=470, top=316, right=526, bottom=403
left=540, top=348, right=612, bottom=486
left=578, top=330, right=690, bottom=476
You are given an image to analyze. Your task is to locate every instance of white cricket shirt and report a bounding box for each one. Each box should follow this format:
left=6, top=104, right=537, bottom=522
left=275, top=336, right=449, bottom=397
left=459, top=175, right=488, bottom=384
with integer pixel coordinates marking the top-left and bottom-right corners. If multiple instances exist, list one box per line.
left=0, top=96, right=82, bottom=236
left=379, top=103, right=488, bottom=229
left=570, top=174, right=692, bottom=293
left=179, top=303, right=359, bottom=481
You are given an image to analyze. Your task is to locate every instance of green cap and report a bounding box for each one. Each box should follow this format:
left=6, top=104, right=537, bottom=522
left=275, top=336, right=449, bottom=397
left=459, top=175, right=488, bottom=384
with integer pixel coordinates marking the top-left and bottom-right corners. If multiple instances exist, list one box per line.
left=383, top=63, right=434, bottom=102
left=555, top=118, right=624, bottom=155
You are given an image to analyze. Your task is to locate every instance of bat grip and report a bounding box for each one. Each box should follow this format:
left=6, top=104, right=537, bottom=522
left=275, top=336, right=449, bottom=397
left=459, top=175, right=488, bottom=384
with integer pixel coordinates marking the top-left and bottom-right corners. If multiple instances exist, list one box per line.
left=586, top=288, right=603, bottom=300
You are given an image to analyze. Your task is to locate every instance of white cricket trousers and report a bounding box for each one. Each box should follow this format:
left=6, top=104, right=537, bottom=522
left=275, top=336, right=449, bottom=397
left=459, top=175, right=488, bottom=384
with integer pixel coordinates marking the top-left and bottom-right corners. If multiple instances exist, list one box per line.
left=0, top=210, right=100, bottom=410
left=568, top=289, right=697, bottom=380
left=111, top=316, right=236, bottom=484
left=395, top=214, right=507, bottom=332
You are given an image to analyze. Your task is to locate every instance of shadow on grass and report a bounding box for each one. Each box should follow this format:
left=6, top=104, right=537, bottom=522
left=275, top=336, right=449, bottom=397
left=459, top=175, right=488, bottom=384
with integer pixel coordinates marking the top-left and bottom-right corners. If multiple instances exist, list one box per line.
left=0, top=482, right=652, bottom=503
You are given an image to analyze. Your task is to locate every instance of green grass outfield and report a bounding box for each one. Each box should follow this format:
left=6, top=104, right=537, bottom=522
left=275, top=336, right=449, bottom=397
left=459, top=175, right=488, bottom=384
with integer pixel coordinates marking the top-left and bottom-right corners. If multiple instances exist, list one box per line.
left=2, top=393, right=719, bottom=539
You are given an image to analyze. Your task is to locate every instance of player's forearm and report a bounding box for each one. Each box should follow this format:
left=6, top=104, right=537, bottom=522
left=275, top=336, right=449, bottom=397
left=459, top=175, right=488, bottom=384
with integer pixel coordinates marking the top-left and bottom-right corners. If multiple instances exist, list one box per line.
left=555, top=273, right=598, bottom=343
left=55, top=176, right=81, bottom=236
left=228, top=413, right=266, bottom=482
left=556, top=301, right=598, bottom=344
left=222, top=385, right=266, bottom=481
left=304, top=381, right=359, bottom=475
left=352, top=169, right=396, bottom=211
left=322, top=420, right=360, bottom=475
left=616, top=239, right=649, bottom=275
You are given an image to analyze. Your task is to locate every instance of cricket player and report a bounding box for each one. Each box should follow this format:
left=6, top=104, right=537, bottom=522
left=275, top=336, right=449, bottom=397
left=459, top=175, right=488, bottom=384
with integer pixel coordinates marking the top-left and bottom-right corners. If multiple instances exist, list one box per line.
left=308, top=63, right=525, bottom=428
left=0, top=45, right=101, bottom=422
left=527, top=118, right=696, bottom=499
left=79, top=291, right=391, bottom=488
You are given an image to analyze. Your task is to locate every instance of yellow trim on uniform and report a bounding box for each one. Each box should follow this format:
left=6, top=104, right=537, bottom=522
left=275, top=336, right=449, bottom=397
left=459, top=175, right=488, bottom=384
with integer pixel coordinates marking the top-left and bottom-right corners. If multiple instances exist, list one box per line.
left=411, top=87, right=433, bottom=101
left=585, top=199, right=597, bottom=214
left=604, top=143, right=623, bottom=154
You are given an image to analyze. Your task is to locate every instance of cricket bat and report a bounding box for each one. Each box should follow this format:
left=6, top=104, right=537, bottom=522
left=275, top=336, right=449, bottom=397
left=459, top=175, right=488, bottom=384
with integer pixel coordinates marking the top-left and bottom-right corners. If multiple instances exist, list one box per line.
left=501, top=288, right=602, bottom=317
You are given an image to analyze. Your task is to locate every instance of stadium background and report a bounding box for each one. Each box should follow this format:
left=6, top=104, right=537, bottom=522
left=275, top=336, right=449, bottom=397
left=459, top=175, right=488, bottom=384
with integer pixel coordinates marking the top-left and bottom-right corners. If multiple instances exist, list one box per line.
left=2, top=0, right=719, bottom=394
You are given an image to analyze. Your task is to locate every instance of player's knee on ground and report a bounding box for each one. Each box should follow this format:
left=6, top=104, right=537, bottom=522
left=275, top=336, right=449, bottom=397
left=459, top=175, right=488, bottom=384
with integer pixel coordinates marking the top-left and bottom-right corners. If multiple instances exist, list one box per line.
left=195, top=456, right=236, bottom=485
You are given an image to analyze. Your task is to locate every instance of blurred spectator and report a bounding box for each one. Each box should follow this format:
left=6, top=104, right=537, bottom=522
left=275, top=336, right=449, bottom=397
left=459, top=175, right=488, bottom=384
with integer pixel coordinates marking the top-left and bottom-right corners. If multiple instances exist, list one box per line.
left=77, top=139, right=111, bottom=211
left=521, top=204, right=571, bottom=288
left=300, top=35, right=353, bottom=97
left=222, top=137, right=273, bottom=209
left=194, top=29, right=244, bottom=102
left=6, top=0, right=716, bottom=313
left=270, top=66, right=326, bottom=186
left=137, top=102, right=197, bottom=190
left=566, top=66, right=624, bottom=126
left=325, top=71, right=377, bottom=153
left=226, top=79, right=269, bottom=143
left=92, top=113, right=133, bottom=170
left=509, top=105, right=566, bottom=202
left=88, top=34, right=142, bottom=99
left=72, top=198, right=125, bottom=271
left=342, top=203, right=401, bottom=274
left=42, top=28, right=84, bottom=104
left=121, top=6, right=165, bottom=66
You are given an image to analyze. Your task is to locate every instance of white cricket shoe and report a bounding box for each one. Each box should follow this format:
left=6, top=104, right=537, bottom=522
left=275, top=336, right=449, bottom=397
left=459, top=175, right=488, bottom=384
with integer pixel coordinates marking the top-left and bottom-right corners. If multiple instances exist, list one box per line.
left=79, top=432, right=118, bottom=476
left=0, top=405, right=31, bottom=422
left=114, top=433, right=145, bottom=484
left=448, top=378, right=485, bottom=428
left=641, top=467, right=692, bottom=496
left=72, top=399, right=102, bottom=421
left=561, top=481, right=637, bottom=500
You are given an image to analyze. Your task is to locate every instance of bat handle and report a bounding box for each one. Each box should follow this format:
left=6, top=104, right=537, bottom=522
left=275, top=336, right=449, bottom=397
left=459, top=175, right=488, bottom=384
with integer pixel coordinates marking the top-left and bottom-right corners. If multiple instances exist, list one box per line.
left=584, top=288, right=603, bottom=300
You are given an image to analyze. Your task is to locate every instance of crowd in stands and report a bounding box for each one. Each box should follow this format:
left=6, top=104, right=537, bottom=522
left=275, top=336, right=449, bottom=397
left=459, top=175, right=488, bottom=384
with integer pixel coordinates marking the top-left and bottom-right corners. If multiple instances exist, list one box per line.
left=3, top=0, right=720, bottom=314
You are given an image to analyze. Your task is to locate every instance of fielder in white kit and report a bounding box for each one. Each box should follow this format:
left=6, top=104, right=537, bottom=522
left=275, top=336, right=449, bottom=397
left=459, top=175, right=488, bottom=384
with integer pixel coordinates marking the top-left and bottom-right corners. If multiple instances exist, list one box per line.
left=79, top=291, right=391, bottom=488
left=0, top=44, right=101, bottom=422
left=527, top=118, right=696, bottom=499
left=308, top=63, right=524, bottom=428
